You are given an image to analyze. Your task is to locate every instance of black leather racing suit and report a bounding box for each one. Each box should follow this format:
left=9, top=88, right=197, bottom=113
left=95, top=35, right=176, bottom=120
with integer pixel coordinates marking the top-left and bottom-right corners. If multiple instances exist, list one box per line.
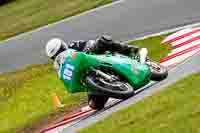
left=54, top=36, right=139, bottom=74
left=68, top=35, right=139, bottom=56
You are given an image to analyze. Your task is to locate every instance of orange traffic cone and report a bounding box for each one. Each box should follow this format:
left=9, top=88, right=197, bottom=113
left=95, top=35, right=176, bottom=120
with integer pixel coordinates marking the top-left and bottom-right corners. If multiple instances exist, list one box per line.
left=52, top=95, right=64, bottom=108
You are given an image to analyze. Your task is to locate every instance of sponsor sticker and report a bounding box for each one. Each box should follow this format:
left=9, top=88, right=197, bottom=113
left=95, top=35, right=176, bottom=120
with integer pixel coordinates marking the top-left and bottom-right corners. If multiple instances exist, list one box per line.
left=70, top=53, right=77, bottom=61
left=133, top=67, right=139, bottom=75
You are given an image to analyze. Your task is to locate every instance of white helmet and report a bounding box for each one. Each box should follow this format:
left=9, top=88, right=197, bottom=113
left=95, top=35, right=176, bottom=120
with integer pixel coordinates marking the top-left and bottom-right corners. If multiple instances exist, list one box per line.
left=45, top=38, right=68, bottom=59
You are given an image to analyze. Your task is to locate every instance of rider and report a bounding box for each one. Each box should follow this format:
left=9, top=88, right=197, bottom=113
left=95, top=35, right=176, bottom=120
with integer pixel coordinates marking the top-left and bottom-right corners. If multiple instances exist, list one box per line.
left=45, top=35, right=139, bottom=110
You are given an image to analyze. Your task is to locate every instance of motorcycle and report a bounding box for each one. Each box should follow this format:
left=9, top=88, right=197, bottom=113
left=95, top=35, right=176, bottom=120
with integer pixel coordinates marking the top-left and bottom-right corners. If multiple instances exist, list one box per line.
left=60, top=48, right=168, bottom=109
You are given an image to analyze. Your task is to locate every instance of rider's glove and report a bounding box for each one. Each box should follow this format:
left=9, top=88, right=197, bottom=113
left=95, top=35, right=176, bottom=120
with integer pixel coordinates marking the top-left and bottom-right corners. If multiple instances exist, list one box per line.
left=117, top=41, right=139, bottom=54
left=127, top=45, right=139, bottom=54
left=83, top=40, right=97, bottom=54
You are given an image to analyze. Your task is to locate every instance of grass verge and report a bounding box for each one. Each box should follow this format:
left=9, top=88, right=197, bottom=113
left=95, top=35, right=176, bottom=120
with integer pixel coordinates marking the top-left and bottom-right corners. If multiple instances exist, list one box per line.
left=0, top=35, right=171, bottom=133
left=79, top=69, right=200, bottom=133
left=0, top=0, right=112, bottom=41
left=0, top=63, right=87, bottom=133
left=130, top=35, right=171, bottom=61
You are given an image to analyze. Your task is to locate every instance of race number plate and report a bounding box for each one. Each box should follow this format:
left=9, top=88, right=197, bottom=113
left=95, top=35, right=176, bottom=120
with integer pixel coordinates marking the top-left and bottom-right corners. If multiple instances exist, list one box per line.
left=63, top=64, right=74, bottom=80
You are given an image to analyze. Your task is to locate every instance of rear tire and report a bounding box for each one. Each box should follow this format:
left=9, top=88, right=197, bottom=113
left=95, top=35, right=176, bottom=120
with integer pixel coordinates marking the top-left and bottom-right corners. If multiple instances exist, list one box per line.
left=88, top=94, right=109, bottom=110
left=86, top=74, right=135, bottom=99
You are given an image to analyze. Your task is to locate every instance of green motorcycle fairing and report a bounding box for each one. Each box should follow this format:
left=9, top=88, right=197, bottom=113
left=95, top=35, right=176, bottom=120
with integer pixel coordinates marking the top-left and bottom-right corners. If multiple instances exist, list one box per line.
left=60, top=49, right=151, bottom=93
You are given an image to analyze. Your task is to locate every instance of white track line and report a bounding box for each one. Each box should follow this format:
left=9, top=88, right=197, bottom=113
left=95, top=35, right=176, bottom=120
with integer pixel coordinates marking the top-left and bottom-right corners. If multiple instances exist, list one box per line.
left=160, top=49, right=199, bottom=66
left=126, top=23, right=200, bottom=43
left=161, top=26, right=200, bottom=67
left=170, top=39, right=200, bottom=54
left=171, top=31, right=200, bottom=47
left=163, top=28, right=194, bottom=43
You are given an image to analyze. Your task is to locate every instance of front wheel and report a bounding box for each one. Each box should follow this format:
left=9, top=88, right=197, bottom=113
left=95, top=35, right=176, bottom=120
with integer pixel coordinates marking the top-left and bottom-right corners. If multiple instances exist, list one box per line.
left=85, top=72, right=135, bottom=99
left=148, top=61, right=168, bottom=81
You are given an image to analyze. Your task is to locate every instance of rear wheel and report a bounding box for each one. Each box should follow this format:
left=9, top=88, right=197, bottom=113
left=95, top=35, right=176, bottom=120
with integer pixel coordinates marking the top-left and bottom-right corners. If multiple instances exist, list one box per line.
left=88, top=94, right=109, bottom=110
left=148, top=61, right=168, bottom=81
left=85, top=70, right=135, bottom=99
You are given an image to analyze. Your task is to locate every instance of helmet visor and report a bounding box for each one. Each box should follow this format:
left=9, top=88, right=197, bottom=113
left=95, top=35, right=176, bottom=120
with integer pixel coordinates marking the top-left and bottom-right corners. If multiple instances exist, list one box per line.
left=51, top=42, right=67, bottom=60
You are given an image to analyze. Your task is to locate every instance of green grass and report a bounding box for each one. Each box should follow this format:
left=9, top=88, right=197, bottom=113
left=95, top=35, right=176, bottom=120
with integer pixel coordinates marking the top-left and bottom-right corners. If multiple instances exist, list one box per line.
left=0, top=0, right=112, bottom=41
left=0, top=35, right=170, bottom=133
left=129, top=35, right=170, bottom=61
left=79, top=70, right=200, bottom=133
left=0, top=63, right=87, bottom=133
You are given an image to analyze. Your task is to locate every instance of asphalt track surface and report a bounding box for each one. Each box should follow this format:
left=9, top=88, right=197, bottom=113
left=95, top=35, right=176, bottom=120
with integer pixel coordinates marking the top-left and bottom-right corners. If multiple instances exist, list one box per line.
left=61, top=50, right=200, bottom=133
left=0, top=0, right=199, bottom=132
left=0, top=0, right=200, bottom=73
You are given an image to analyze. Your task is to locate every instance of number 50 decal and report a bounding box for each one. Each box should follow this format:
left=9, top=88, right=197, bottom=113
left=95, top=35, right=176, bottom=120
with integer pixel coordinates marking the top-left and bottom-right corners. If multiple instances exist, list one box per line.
left=63, top=64, right=74, bottom=80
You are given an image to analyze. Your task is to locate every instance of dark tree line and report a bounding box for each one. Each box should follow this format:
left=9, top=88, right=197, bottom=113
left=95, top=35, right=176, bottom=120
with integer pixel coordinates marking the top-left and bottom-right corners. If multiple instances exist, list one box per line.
left=0, top=0, right=14, bottom=5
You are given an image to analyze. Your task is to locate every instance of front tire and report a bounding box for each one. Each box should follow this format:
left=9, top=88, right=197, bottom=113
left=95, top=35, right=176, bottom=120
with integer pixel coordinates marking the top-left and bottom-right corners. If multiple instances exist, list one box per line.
left=149, top=61, right=168, bottom=81
left=86, top=74, right=135, bottom=99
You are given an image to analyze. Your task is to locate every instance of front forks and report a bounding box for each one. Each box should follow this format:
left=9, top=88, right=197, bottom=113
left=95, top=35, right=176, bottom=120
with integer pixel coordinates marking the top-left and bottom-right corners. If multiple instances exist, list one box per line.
left=93, top=69, right=112, bottom=81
